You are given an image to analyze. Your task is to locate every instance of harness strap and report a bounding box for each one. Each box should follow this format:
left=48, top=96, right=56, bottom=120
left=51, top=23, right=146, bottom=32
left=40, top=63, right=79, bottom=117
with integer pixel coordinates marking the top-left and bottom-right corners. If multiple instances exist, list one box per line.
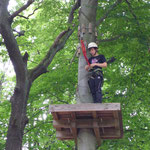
left=80, top=40, right=90, bottom=66
left=92, top=68, right=102, bottom=72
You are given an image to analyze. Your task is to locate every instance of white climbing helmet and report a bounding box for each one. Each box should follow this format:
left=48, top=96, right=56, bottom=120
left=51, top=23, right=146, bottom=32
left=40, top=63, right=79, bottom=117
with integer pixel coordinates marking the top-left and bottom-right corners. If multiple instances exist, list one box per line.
left=88, top=42, right=98, bottom=49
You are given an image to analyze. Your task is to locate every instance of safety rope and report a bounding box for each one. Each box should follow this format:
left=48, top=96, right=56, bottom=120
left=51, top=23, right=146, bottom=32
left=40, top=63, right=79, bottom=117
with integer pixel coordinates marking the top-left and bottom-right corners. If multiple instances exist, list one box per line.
left=80, top=40, right=90, bottom=66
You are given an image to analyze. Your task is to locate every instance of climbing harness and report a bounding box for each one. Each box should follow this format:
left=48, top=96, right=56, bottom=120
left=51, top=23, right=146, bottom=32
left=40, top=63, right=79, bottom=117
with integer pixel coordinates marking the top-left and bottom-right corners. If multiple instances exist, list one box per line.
left=89, top=68, right=103, bottom=84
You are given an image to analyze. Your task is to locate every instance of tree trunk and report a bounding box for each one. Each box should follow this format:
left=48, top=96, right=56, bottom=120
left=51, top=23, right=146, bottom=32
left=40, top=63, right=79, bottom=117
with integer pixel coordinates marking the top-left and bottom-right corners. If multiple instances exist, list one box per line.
left=77, top=0, right=98, bottom=149
left=0, top=1, right=30, bottom=149
left=6, top=78, right=31, bottom=150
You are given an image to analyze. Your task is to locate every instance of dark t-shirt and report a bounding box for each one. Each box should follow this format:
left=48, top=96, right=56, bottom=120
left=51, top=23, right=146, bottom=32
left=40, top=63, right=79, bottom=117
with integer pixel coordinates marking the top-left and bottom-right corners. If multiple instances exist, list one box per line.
left=88, top=54, right=106, bottom=70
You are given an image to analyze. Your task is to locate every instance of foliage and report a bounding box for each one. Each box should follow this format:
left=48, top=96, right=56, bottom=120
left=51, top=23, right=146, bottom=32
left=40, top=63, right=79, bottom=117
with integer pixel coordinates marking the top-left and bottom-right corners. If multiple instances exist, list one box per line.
left=0, top=0, right=150, bottom=149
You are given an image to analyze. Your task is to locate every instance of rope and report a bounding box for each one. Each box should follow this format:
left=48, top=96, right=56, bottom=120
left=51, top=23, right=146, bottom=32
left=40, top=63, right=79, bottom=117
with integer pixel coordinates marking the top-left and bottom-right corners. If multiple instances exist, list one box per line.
left=80, top=40, right=90, bottom=66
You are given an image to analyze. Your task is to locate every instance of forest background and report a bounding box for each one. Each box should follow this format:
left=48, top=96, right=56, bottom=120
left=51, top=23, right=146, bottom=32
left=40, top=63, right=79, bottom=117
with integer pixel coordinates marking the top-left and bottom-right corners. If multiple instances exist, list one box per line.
left=0, top=0, right=150, bottom=149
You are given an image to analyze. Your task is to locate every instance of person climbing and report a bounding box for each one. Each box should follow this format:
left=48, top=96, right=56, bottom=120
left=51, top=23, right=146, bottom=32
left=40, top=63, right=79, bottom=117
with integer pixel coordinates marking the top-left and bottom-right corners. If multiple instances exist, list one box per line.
left=85, top=42, right=107, bottom=103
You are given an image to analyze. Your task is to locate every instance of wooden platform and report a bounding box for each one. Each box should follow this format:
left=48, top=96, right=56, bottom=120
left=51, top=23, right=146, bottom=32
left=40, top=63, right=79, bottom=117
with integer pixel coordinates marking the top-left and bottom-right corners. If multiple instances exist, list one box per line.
left=49, top=103, right=123, bottom=145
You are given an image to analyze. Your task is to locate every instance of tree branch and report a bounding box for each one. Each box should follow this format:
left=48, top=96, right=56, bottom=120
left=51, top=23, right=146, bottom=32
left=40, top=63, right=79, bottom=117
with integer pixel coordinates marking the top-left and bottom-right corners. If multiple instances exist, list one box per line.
left=16, top=4, right=41, bottom=20
left=0, top=6, right=27, bottom=87
left=13, top=29, right=25, bottom=37
left=29, top=28, right=74, bottom=82
left=27, top=7, right=39, bottom=18
left=125, top=0, right=149, bottom=49
left=0, top=74, right=5, bottom=95
left=96, top=0, right=122, bottom=26
left=98, top=34, right=122, bottom=43
left=125, top=0, right=140, bottom=26
left=9, top=0, right=35, bottom=22
left=68, top=0, right=81, bottom=23
left=107, top=57, right=116, bottom=64
left=124, top=128, right=150, bottom=133
left=24, top=121, right=53, bottom=135
left=69, top=49, right=78, bottom=66
left=22, top=52, right=29, bottom=66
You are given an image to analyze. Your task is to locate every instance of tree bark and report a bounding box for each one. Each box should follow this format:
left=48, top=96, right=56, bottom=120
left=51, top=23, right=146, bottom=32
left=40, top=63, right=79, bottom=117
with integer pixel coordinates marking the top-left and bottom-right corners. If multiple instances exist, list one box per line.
left=6, top=80, right=31, bottom=150
left=77, top=0, right=98, bottom=149
left=77, top=129, right=97, bottom=150
left=0, top=1, right=31, bottom=149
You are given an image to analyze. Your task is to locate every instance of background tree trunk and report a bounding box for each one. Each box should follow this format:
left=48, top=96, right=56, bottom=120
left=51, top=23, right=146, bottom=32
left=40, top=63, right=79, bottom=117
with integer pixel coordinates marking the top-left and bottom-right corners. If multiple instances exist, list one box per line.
left=6, top=79, right=31, bottom=150
left=77, top=0, right=98, bottom=149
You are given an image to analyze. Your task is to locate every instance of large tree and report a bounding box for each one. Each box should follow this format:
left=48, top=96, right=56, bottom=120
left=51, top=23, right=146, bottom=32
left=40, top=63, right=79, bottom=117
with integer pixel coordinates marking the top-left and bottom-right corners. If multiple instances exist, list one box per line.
left=0, top=0, right=74, bottom=149
left=0, top=0, right=150, bottom=149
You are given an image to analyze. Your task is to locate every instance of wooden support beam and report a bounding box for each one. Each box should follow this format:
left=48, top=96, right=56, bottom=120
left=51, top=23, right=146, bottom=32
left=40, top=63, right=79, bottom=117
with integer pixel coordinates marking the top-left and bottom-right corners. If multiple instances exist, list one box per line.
left=53, top=118, right=115, bottom=129
left=70, top=121, right=77, bottom=145
left=51, top=112, right=59, bottom=120
left=49, top=103, right=121, bottom=112
left=51, top=112, right=61, bottom=131
left=56, top=127, right=120, bottom=139
left=113, top=111, right=120, bottom=129
left=100, top=129, right=121, bottom=139
left=92, top=111, right=97, bottom=118
left=56, top=129, right=121, bottom=140
left=93, top=120, right=101, bottom=146
left=71, top=112, right=76, bottom=119
left=101, top=118, right=105, bottom=135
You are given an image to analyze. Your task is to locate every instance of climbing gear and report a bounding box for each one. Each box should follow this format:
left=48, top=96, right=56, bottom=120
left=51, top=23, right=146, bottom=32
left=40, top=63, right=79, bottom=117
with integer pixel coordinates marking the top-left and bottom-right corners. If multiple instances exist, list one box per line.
left=89, top=68, right=104, bottom=86
left=90, top=68, right=102, bottom=75
left=80, top=39, right=90, bottom=66
left=88, top=42, right=98, bottom=49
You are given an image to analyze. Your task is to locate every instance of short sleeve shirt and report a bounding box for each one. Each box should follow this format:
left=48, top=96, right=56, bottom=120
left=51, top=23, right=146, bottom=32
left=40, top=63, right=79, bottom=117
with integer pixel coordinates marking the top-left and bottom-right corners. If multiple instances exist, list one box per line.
left=88, top=55, right=106, bottom=70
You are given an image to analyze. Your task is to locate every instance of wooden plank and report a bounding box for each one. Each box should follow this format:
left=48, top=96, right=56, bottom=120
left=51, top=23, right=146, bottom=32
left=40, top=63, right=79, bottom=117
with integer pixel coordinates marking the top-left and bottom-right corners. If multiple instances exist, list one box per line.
left=75, top=111, right=93, bottom=118
left=56, top=128, right=122, bottom=140
left=53, top=111, right=118, bottom=120
left=49, top=103, right=121, bottom=113
left=53, top=118, right=115, bottom=129
left=57, top=113, right=71, bottom=119
left=97, top=112, right=114, bottom=117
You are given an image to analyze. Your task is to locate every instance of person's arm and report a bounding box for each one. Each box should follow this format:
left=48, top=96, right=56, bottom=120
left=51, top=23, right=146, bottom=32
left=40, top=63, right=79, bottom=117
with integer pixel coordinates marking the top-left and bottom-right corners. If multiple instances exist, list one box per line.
left=85, top=57, right=91, bottom=71
left=90, top=62, right=107, bottom=68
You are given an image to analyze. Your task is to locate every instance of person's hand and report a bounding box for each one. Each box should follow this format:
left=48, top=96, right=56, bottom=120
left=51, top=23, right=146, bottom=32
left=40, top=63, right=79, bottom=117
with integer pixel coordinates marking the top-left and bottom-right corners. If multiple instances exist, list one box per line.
left=85, top=65, right=90, bottom=71
left=90, top=63, right=96, bottom=68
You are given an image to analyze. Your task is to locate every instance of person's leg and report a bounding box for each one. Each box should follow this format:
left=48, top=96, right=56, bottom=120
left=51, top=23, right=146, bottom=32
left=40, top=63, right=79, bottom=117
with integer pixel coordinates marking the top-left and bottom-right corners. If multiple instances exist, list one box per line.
left=95, top=76, right=103, bottom=103
left=88, top=77, right=96, bottom=102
